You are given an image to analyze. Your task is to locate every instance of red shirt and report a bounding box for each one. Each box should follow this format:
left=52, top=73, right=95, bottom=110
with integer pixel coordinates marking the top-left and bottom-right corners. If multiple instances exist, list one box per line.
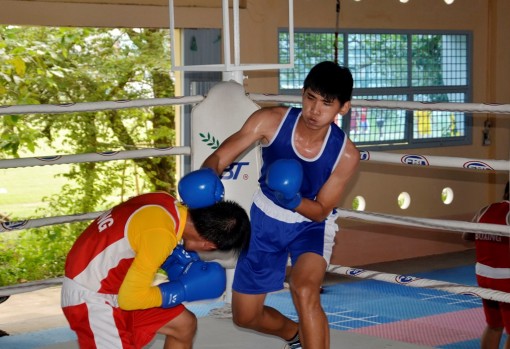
left=473, top=201, right=510, bottom=275
left=64, top=192, right=186, bottom=310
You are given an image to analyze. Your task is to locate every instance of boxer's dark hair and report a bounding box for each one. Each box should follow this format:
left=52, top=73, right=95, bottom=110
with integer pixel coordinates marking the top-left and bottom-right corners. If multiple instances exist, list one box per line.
left=188, top=200, right=250, bottom=255
left=303, top=61, right=353, bottom=106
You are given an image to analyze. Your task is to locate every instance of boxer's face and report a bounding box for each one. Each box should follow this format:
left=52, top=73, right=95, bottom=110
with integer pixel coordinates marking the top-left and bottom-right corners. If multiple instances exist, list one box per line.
left=182, top=211, right=217, bottom=252
left=183, top=236, right=216, bottom=252
left=301, top=88, right=351, bottom=130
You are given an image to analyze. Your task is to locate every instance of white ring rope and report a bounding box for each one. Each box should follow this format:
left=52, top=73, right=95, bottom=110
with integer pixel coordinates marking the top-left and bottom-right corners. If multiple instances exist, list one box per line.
left=2, top=208, right=508, bottom=237
left=1, top=211, right=102, bottom=233
left=250, top=94, right=510, bottom=115
left=0, top=94, right=510, bottom=116
left=0, top=96, right=204, bottom=115
left=327, top=264, right=510, bottom=304
left=0, top=146, right=191, bottom=169
left=0, top=148, right=508, bottom=171
left=360, top=150, right=509, bottom=172
left=0, top=277, right=63, bottom=297
left=1, top=95, right=507, bottom=171
left=2, top=261, right=510, bottom=305
left=337, top=209, right=510, bottom=237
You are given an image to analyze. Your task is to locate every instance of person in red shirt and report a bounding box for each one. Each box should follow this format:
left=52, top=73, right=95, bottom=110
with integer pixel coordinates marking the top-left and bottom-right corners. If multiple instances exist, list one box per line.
left=61, top=169, right=250, bottom=349
left=464, top=181, right=510, bottom=349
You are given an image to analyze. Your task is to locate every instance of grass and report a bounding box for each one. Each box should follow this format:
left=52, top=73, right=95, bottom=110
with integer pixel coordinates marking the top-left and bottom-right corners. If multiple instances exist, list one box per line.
left=0, top=140, right=71, bottom=220
left=0, top=164, right=70, bottom=219
left=0, top=134, right=151, bottom=221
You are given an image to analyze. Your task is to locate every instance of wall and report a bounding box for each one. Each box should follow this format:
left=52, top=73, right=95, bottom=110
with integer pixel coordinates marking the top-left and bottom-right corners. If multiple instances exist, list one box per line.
left=0, top=0, right=508, bottom=266
left=237, top=0, right=510, bottom=265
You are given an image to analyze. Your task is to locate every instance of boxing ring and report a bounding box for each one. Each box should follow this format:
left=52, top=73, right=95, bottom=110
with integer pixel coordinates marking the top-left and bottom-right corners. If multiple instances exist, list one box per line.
left=0, top=81, right=509, bottom=349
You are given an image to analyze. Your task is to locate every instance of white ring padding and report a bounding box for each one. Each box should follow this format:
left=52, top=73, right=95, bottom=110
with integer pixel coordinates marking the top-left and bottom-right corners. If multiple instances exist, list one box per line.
left=0, top=146, right=191, bottom=169
left=0, top=96, right=204, bottom=116
left=337, top=209, right=510, bottom=237
left=328, top=264, right=510, bottom=304
left=250, top=94, right=510, bottom=115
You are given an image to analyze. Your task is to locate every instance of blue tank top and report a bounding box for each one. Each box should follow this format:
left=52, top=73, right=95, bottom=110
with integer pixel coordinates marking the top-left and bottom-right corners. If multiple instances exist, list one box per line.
left=259, top=107, right=347, bottom=202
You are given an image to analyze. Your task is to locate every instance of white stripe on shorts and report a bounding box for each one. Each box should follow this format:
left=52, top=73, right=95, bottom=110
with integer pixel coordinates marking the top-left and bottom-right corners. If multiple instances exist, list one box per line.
left=476, top=262, right=510, bottom=279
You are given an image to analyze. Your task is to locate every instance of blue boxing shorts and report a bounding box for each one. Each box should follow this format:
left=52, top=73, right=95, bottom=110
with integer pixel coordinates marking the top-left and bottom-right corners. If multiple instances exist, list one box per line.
left=232, top=190, right=338, bottom=294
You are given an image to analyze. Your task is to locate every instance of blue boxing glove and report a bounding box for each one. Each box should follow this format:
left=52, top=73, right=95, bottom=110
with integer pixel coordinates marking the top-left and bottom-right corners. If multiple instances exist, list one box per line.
left=158, top=260, right=226, bottom=308
left=178, top=168, right=224, bottom=209
left=161, top=245, right=200, bottom=281
left=266, top=159, right=303, bottom=210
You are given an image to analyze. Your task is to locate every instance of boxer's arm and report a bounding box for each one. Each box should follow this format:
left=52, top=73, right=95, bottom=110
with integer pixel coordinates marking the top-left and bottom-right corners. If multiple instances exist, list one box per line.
left=118, top=206, right=178, bottom=310
left=202, top=107, right=287, bottom=175
left=298, top=139, right=359, bottom=222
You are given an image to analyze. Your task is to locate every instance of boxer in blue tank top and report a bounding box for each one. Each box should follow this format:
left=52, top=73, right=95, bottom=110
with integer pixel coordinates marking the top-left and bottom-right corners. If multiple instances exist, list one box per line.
left=202, top=61, right=359, bottom=349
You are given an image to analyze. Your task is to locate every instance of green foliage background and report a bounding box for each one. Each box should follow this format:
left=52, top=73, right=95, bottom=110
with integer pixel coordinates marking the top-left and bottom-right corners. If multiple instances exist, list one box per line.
left=0, top=26, right=177, bottom=286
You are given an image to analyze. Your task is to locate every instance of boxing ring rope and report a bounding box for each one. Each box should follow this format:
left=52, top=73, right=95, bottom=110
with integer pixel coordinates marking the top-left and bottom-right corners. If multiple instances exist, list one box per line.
left=250, top=94, right=510, bottom=115
left=0, top=147, right=190, bottom=169
left=327, top=265, right=510, bottom=304
left=1, top=94, right=509, bottom=306
left=0, top=277, right=64, bottom=297
left=1, top=95, right=508, bottom=173
left=1, top=95, right=510, bottom=116
left=336, top=209, right=510, bottom=237
left=3, top=265, right=510, bottom=305
left=0, top=95, right=205, bottom=116
left=2, top=206, right=510, bottom=304
left=0, top=146, right=507, bottom=171
left=2, top=206, right=509, bottom=236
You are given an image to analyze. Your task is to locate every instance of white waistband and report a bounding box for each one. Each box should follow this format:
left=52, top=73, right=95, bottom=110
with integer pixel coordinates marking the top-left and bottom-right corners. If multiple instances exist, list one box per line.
left=253, top=190, right=310, bottom=223
left=253, top=189, right=339, bottom=225
left=61, top=277, right=119, bottom=308
left=476, top=263, right=510, bottom=279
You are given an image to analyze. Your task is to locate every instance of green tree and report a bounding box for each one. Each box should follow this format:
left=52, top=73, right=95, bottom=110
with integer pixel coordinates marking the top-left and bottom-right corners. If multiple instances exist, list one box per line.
left=0, top=26, right=177, bottom=214
left=0, top=27, right=178, bottom=285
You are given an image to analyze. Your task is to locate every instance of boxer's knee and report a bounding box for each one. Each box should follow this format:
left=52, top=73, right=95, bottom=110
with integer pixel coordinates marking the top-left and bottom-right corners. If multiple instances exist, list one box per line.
left=159, top=308, right=197, bottom=343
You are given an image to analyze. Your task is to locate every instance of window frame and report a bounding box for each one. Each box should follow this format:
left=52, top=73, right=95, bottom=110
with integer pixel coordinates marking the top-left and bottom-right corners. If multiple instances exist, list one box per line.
left=278, top=28, right=473, bottom=151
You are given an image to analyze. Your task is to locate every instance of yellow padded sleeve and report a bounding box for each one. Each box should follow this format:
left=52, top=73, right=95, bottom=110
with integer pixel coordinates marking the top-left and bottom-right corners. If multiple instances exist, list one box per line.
left=118, top=204, right=187, bottom=310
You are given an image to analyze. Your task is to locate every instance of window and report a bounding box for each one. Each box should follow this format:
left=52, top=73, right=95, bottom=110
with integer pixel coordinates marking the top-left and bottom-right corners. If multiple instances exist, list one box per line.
left=279, top=30, right=472, bottom=149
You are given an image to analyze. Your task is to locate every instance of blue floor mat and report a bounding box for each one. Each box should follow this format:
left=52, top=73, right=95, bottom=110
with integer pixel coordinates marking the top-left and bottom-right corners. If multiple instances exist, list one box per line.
left=262, top=264, right=493, bottom=348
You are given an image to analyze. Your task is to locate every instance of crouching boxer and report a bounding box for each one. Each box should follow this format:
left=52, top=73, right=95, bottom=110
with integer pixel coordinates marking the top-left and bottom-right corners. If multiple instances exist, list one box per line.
left=61, top=169, right=250, bottom=349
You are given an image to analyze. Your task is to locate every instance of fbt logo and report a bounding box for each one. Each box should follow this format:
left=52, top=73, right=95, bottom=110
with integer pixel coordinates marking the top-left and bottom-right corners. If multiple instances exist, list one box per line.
left=1, top=220, right=28, bottom=231
left=463, top=161, right=494, bottom=171
left=220, top=161, right=250, bottom=180
left=97, top=209, right=114, bottom=232
left=347, top=268, right=365, bottom=277
left=401, top=155, right=429, bottom=166
left=395, top=275, right=417, bottom=284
